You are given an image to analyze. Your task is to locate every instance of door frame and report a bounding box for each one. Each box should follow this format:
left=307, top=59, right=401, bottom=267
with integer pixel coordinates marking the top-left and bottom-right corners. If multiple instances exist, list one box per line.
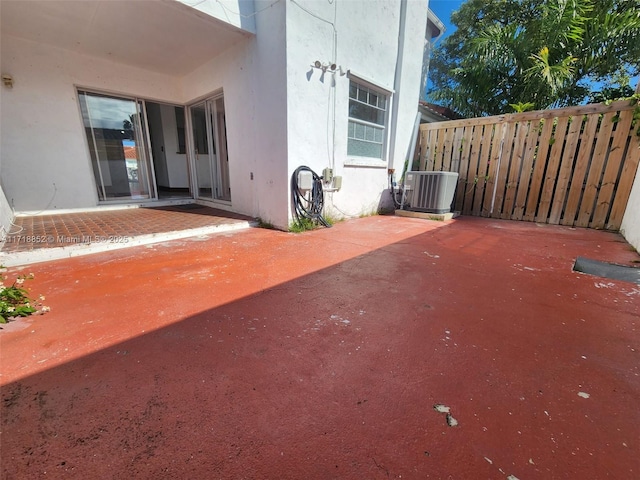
left=137, top=98, right=159, bottom=201
left=145, top=102, right=194, bottom=200
left=78, top=87, right=200, bottom=204
left=78, top=89, right=159, bottom=203
left=186, top=93, right=231, bottom=204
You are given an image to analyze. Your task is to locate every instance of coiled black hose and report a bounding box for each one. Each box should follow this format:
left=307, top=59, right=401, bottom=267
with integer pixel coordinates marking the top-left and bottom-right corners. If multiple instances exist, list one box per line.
left=291, top=166, right=330, bottom=228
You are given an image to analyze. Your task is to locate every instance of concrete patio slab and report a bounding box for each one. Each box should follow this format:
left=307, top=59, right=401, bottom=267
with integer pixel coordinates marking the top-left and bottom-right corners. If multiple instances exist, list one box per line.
left=1, top=216, right=639, bottom=479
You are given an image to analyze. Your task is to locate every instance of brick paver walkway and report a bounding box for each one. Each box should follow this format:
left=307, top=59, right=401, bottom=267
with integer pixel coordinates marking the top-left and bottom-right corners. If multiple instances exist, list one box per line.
left=1, top=205, right=254, bottom=253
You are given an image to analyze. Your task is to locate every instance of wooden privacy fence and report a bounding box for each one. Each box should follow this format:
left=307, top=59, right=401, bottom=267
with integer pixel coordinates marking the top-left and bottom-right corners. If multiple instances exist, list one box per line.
left=415, top=100, right=640, bottom=230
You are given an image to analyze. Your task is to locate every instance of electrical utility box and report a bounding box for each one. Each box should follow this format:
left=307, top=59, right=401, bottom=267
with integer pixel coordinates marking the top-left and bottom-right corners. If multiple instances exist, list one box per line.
left=298, top=170, right=313, bottom=191
left=403, top=171, right=458, bottom=214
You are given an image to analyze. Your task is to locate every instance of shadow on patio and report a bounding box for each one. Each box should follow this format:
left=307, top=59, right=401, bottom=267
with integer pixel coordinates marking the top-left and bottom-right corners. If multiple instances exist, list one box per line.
left=1, top=216, right=638, bottom=479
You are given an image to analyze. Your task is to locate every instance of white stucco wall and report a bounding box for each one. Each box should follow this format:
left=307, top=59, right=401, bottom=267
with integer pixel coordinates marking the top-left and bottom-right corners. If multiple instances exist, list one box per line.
left=250, top=0, right=289, bottom=228
left=0, top=183, right=14, bottom=241
left=285, top=0, right=428, bottom=219
left=181, top=0, right=288, bottom=227
left=0, top=35, right=183, bottom=212
left=621, top=164, right=640, bottom=252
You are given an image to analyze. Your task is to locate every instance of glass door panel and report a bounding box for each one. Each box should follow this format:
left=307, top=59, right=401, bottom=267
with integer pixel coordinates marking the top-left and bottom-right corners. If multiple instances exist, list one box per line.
left=78, top=91, right=153, bottom=201
left=190, top=102, right=214, bottom=199
left=213, top=97, right=231, bottom=201
left=189, top=95, right=231, bottom=202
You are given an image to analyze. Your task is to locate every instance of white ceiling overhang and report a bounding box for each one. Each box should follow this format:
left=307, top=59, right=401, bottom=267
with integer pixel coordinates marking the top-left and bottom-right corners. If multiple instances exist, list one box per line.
left=0, top=0, right=254, bottom=76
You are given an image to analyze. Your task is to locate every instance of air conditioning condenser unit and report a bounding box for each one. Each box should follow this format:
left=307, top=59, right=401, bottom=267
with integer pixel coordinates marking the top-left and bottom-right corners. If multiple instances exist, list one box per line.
left=403, top=171, right=458, bottom=214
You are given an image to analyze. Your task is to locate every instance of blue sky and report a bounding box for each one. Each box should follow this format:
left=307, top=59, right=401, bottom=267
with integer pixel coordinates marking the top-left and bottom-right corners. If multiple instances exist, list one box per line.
left=426, top=1, right=463, bottom=95
left=429, top=0, right=464, bottom=43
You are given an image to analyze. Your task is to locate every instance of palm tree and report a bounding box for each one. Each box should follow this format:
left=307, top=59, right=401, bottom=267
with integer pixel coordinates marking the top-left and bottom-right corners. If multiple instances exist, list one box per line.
left=428, top=0, right=640, bottom=116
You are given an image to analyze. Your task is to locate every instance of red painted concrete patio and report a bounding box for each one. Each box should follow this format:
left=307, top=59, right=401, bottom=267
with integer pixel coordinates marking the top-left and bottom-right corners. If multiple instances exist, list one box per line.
left=1, top=216, right=639, bottom=479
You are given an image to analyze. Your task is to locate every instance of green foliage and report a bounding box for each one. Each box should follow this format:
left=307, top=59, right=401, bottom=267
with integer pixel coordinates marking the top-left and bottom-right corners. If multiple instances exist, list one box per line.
left=603, top=93, right=640, bottom=136
left=321, top=213, right=341, bottom=225
left=428, top=0, right=640, bottom=117
left=288, top=217, right=317, bottom=233
left=510, top=102, right=536, bottom=113
left=588, top=72, right=636, bottom=103
left=0, top=267, right=49, bottom=323
left=628, top=95, right=640, bottom=137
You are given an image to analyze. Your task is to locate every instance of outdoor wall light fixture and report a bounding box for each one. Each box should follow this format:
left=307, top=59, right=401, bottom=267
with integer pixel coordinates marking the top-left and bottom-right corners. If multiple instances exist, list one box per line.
left=311, top=61, right=338, bottom=73
left=309, top=61, right=345, bottom=86
left=2, top=74, right=13, bottom=88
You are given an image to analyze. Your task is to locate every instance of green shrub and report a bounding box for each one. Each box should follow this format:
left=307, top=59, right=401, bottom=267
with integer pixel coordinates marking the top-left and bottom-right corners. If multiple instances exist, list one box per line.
left=0, top=266, right=49, bottom=323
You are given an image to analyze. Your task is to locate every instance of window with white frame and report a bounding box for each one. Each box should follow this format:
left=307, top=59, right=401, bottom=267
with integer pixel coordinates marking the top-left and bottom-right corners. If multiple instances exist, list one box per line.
left=347, top=80, right=388, bottom=160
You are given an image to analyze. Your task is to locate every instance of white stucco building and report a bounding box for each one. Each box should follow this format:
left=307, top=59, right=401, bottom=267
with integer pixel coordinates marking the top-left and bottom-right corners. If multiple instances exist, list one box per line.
left=0, top=0, right=440, bottom=231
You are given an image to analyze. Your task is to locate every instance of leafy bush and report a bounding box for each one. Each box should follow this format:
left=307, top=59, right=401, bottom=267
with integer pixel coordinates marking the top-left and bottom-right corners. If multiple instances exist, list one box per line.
left=0, top=266, right=49, bottom=323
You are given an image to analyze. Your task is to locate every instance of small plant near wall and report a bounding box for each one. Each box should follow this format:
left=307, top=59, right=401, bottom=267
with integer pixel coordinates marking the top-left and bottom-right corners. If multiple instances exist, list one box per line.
left=0, top=266, right=49, bottom=323
left=289, top=214, right=340, bottom=233
left=321, top=212, right=342, bottom=225
left=289, top=217, right=318, bottom=233
left=255, top=218, right=275, bottom=230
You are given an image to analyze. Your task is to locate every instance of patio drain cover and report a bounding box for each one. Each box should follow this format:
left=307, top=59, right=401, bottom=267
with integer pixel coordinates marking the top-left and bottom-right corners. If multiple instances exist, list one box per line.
left=573, top=257, right=640, bottom=285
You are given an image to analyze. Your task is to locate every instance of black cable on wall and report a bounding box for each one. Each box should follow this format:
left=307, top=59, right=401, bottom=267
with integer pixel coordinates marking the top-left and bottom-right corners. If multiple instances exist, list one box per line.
left=291, top=166, right=330, bottom=228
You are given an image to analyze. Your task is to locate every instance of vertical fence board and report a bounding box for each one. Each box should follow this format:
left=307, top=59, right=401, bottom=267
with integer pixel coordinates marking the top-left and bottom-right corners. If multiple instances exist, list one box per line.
left=427, top=128, right=439, bottom=170
left=483, top=123, right=506, bottom=216
left=591, top=111, right=635, bottom=229
left=419, top=129, right=431, bottom=171
left=450, top=127, right=465, bottom=173
left=427, top=129, right=438, bottom=171
left=473, top=125, right=494, bottom=216
left=491, top=122, right=517, bottom=218
left=549, top=115, right=584, bottom=224
left=413, top=128, right=423, bottom=170
left=536, top=117, right=570, bottom=223
left=454, top=126, right=474, bottom=212
left=433, top=128, right=446, bottom=171
left=418, top=129, right=426, bottom=170
left=501, top=121, right=529, bottom=219
left=608, top=135, right=640, bottom=229
left=575, top=112, right=617, bottom=227
left=523, top=119, right=555, bottom=221
left=463, top=125, right=484, bottom=215
left=441, top=127, right=456, bottom=171
left=561, top=115, right=600, bottom=226
left=512, top=120, right=542, bottom=220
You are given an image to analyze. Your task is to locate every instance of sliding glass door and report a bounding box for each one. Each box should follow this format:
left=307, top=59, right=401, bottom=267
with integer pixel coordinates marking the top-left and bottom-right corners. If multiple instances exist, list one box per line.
left=190, top=95, right=230, bottom=202
left=79, top=90, right=155, bottom=201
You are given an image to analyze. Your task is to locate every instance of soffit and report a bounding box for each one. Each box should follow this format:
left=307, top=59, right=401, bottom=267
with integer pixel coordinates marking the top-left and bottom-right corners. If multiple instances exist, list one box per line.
left=1, top=0, right=252, bottom=76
